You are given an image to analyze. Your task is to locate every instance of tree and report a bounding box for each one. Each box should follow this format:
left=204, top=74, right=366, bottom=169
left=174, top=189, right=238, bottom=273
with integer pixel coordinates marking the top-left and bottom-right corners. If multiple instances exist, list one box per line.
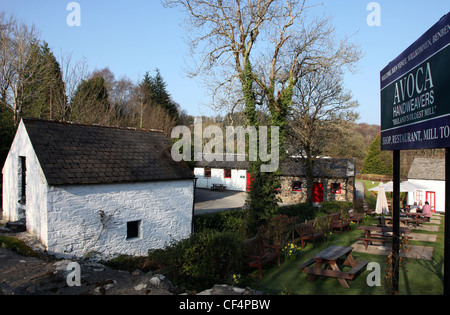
left=68, top=75, right=113, bottom=125
left=139, top=69, right=180, bottom=123
left=0, top=12, right=41, bottom=125
left=286, top=68, right=359, bottom=205
left=21, top=41, right=66, bottom=120
left=362, top=135, right=393, bottom=175
left=164, top=0, right=361, bottom=230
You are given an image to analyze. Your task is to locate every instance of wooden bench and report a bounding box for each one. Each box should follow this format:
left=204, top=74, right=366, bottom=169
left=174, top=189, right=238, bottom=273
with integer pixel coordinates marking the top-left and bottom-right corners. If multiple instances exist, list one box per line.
left=330, top=214, right=350, bottom=233
left=241, top=236, right=280, bottom=279
left=295, top=222, right=326, bottom=249
left=211, top=184, right=226, bottom=191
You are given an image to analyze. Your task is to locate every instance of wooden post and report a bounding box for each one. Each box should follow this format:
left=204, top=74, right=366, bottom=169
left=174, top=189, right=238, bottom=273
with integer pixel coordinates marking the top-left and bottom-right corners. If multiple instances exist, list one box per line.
left=391, top=150, right=401, bottom=295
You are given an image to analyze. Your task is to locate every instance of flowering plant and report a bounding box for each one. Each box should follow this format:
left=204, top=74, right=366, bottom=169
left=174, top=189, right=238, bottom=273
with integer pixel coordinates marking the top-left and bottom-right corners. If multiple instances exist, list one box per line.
left=281, top=243, right=300, bottom=261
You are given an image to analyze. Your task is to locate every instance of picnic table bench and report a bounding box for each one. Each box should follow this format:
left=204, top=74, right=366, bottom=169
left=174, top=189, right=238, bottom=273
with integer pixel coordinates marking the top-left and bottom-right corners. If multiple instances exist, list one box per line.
left=299, top=245, right=369, bottom=288
left=356, top=226, right=411, bottom=250
left=241, top=236, right=280, bottom=279
left=211, top=184, right=226, bottom=191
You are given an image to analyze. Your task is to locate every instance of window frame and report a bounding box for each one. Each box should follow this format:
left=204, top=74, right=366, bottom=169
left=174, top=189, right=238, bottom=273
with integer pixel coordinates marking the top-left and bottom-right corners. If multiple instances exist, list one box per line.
left=126, top=220, right=141, bottom=240
left=204, top=168, right=211, bottom=178
left=291, top=181, right=302, bottom=192
left=224, top=169, right=232, bottom=179
left=330, top=183, right=342, bottom=194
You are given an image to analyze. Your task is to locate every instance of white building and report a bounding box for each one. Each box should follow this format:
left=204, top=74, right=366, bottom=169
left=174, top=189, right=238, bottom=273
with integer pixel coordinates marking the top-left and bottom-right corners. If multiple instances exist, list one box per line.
left=2, top=118, right=195, bottom=259
left=407, top=157, right=444, bottom=213
left=194, top=159, right=249, bottom=191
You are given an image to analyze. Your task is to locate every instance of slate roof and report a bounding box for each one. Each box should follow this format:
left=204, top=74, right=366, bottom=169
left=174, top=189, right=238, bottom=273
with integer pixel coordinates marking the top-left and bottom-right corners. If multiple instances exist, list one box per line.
left=408, top=158, right=445, bottom=181
left=281, top=157, right=355, bottom=178
left=22, top=118, right=194, bottom=186
left=196, top=156, right=354, bottom=178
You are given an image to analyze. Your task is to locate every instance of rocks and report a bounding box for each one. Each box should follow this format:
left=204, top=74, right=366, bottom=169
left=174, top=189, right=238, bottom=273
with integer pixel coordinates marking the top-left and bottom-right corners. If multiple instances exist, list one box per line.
left=5, top=219, right=26, bottom=233
left=197, top=284, right=264, bottom=296
left=0, top=247, right=178, bottom=295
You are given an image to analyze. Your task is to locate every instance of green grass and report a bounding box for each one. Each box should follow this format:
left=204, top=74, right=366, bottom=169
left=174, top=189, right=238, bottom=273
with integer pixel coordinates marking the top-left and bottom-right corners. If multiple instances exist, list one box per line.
left=243, top=215, right=445, bottom=295
left=0, top=235, right=46, bottom=259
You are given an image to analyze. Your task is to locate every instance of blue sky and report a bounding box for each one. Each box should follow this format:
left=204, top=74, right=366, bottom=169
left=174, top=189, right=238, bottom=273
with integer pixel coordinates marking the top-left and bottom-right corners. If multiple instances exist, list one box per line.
left=1, top=0, right=449, bottom=125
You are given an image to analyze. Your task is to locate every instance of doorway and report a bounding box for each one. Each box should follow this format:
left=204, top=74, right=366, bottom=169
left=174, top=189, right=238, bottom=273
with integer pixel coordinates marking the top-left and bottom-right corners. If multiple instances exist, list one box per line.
left=313, top=182, right=324, bottom=203
left=426, top=191, right=436, bottom=213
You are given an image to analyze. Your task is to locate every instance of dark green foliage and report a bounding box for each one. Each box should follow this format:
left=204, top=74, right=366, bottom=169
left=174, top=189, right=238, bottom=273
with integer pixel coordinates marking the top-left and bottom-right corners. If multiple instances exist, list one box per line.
left=319, top=201, right=354, bottom=215
left=21, top=42, right=66, bottom=120
left=278, top=203, right=316, bottom=223
left=69, top=76, right=111, bottom=124
left=362, top=135, right=393, bottom=175
left=148, top=231, right=244, bottom=290
left=246, top=160, right=281, bottom=235
left=140, top=69, right=179, bottom=122
left=193, top=209, right=247, bottom=235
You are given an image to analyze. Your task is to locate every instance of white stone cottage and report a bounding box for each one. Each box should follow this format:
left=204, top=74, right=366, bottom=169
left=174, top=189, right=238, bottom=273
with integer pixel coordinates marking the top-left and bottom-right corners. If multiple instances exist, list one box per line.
left=407, top=157, right=444, bottom=213
left=2, top=118, right=195, bottom=259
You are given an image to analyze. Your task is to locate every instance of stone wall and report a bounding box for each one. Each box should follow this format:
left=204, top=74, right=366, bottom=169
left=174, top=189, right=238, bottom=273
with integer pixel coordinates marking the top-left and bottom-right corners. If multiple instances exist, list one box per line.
left=278, top=176, right=355, bottom=204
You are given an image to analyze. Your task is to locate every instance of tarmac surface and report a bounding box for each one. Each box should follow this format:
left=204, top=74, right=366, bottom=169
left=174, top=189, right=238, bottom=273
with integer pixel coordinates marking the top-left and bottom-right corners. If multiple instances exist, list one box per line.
left=194, top=188, right=247, bottom=215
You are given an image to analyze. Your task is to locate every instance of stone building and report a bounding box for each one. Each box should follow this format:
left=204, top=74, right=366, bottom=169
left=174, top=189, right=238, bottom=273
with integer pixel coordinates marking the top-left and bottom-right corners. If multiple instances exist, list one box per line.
left=278, top=157, right=356, bottom=205
left=194, top=156, right=355, bottom=205
left=2, top=118, right=194, bottom=259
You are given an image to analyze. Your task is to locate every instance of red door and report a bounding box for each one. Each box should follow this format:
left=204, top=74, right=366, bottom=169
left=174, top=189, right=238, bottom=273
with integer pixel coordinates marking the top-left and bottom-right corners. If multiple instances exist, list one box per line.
left=313, top=183, right=324, bottom=203
left=246, top=173, right=253, bottom=192
left=426, top=191, right=436, bottom=213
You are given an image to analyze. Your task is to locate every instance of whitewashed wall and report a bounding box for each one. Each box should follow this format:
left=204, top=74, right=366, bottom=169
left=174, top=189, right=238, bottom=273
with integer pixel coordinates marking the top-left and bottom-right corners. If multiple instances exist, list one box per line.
left=46, top=180, right=194, bottom=259
left=407, top=179, right=445, bottom=213
left=2, top=121, right=49, bottom=244
left=194, top=167, right=247, bottom=191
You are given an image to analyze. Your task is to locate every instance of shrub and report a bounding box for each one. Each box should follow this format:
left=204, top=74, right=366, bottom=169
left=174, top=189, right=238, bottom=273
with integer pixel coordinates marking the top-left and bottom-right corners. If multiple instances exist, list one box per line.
left=319, top=201, right=354, bottom=215
left=148, top=231, right=244, bottom=291
left=258, top=214, right=297, bottom=247
left=278, top=203, right=316, bottom=222
left=193, top=209, right=247, bottom=236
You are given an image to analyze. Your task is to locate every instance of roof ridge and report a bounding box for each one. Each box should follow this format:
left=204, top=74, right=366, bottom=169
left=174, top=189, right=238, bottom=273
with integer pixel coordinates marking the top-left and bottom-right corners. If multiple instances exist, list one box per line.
left=21, top=117, right=165, bottom=134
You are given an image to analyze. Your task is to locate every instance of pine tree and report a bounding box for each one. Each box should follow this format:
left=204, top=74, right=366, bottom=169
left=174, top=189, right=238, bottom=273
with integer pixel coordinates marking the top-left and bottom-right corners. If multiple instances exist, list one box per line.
left=140, top=69, right=179, bottom=123
left=362, top=135, right=393, bottom=175
left=21, top=42, right=66, bottom=120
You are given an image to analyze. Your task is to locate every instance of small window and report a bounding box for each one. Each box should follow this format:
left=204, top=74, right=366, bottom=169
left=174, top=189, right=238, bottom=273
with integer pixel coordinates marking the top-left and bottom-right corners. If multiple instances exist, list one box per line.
left=292, top=181, right=302, bottom=192
left=127, top=220, right=141, bottom=240
left=224, top=169, right=232, bottom=178
left=204, top=168, right=211, bottom=178
left=330, top=183, right=341, bottom=194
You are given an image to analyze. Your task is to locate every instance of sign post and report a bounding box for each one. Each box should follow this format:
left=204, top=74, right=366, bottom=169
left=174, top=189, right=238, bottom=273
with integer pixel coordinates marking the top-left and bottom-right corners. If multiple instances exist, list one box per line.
left=380, top=12, right=450, bottom=295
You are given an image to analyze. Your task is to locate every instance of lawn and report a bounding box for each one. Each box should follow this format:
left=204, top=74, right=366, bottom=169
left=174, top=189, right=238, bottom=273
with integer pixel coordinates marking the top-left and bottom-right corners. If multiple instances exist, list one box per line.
left=243, top=215, right=445, bottom=295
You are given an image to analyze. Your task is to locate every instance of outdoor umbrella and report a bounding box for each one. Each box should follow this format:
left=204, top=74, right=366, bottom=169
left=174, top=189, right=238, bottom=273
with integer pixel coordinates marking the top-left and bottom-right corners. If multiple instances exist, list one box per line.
left=374, top=182, right=389, bottom=215
left=370, top=181, right=428, bottom=192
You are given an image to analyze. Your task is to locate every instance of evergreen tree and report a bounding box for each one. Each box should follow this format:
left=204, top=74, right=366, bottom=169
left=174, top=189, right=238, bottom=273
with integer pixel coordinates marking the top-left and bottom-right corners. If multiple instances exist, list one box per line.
left=69, top=76, right=112, bottom=124
left=140, top=69, right=179, bottom=123
left=362, top=135, right=393, bottom=175
left=21, top=42, right=66, bottom=120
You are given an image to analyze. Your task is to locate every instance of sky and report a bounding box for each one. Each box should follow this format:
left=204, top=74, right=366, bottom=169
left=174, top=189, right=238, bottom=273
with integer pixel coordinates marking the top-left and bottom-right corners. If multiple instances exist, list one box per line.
left=1, top=0, right=449, bottom=125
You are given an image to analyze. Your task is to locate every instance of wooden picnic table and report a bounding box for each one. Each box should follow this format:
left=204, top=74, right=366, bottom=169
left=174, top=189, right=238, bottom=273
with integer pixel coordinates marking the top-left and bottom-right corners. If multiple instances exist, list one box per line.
left=299, top=245, right=369, bottom=289
left=356, top=226, right=411, bottom=249
left=211, top=184, right=226, bottom=191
